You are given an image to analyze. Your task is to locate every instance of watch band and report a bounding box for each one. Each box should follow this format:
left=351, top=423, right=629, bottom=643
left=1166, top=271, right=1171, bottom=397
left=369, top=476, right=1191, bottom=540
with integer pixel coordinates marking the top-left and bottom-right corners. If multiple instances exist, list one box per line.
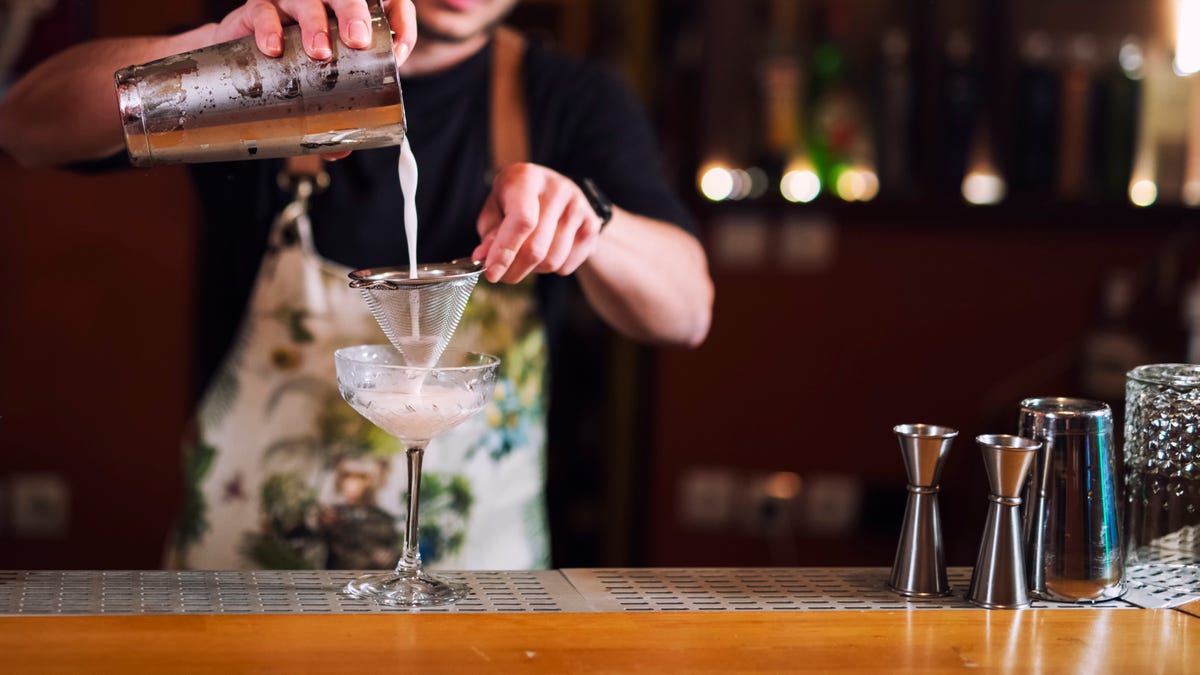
left=574, top=177, right=614, bottom=229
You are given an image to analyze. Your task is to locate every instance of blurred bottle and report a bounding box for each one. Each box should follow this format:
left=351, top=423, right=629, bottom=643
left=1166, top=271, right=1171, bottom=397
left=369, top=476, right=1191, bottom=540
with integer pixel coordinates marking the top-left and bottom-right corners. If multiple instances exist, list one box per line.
left=1087, top=37, right=1141, bottom=201
left=876, top=27, right=915, bottom=198
left=1131, top=43, right=1192, bottom=205
left=804, top=0, right=870, bottom=192
left=756, top=0, right=806, bottom=191
left=1058, top=35, right=1098, bottom=201
left=1011, top=32, right=1059, bottom=196
left=1187, top=72, right=1200, bottom=207
left=936, top=29, right=980, bottom=195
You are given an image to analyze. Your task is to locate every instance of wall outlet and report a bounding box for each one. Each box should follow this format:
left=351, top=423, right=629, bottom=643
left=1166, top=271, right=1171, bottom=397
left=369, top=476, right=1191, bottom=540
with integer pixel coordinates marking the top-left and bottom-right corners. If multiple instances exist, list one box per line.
left=741, top=471, right=802, bottom=535
left=798, top=473, right=863, bottom=536
left=9, top=472, right=70, bottom=539
left=711, top=215, right=769, bottom=270
left=778, top=217, right=836, bottom=272
left=678, top=467, right=738, bottom=530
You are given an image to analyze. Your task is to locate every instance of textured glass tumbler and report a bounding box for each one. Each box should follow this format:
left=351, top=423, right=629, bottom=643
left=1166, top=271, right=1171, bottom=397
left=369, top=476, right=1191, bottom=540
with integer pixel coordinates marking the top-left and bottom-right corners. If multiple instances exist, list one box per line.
left=1125, top=364, right=1200, bottom=589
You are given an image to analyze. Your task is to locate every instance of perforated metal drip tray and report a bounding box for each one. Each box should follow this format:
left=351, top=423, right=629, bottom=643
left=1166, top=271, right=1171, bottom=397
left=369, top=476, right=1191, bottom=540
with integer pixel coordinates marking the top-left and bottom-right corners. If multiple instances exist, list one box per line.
left=564, top=568, right=1139, bottom=612
left=0, top=568, right=1143, bottom=616
left=0, top=570, right=584, bottom=615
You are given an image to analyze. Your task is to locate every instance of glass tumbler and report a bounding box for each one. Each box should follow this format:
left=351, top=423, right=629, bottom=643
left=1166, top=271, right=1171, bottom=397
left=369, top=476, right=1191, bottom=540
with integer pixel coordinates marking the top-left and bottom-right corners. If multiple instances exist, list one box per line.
left=1124, top=364, right=1200, bottom=586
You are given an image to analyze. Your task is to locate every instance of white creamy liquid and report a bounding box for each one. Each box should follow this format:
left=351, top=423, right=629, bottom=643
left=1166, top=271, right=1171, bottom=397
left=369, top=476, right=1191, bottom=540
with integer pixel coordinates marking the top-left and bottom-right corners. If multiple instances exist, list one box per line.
left=398, top=136, right=420, bottom=279
left=347, top=384, right=484, bottom=442
left=397, top=137, right=423, bottom=344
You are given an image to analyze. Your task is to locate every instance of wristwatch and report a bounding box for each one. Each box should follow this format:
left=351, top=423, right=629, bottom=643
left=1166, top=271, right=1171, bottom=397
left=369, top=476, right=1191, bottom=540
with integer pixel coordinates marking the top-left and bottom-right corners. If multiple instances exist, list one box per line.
left=574, top=177, right=613, bottom=229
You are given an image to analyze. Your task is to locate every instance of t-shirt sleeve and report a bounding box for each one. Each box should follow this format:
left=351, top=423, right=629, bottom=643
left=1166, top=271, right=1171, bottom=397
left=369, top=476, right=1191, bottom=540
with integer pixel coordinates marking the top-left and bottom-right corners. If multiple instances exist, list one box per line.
left=537, top=58, right=697, bottom=237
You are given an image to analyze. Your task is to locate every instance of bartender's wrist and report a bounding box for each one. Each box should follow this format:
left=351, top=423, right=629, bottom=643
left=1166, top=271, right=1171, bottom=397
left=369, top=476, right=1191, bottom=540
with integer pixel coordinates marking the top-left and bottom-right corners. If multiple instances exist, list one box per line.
left=570, top=176, right=613, bottom=230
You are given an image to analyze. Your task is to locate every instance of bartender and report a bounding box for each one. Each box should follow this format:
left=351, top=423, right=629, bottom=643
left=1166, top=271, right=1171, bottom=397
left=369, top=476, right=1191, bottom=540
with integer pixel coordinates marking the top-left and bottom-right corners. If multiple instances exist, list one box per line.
left=0, top=0, right=712, bottom=570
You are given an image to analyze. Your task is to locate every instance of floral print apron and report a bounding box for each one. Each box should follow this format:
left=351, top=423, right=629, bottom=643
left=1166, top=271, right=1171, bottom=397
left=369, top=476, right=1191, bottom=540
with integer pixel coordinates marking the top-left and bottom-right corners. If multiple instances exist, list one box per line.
left=170, top=30, right=548, bottom=571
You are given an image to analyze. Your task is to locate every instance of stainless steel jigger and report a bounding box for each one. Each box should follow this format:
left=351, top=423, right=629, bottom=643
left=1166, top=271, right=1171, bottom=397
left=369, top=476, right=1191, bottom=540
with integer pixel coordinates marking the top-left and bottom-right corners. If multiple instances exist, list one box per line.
left=968, top=434, right=1041, bottom=609
left=889, top=424, right=958, bottom=597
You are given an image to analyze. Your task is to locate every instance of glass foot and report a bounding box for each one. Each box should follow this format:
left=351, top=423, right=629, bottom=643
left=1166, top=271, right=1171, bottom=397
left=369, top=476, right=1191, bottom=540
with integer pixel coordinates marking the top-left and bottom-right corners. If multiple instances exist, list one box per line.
left=342, top=570, right=469, bottom=607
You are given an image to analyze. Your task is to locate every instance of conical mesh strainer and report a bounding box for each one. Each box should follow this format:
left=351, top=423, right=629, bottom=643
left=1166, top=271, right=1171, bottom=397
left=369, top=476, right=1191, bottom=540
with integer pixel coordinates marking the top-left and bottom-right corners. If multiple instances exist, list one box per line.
left=349, top=259, right=483, bottom=368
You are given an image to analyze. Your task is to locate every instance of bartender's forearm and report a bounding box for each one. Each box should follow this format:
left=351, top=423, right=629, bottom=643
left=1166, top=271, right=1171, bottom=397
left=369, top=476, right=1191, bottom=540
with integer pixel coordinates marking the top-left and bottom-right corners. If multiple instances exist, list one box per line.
left=0, top=25, right=216, bottom=168
left=577, top=207, right=714, bottom=348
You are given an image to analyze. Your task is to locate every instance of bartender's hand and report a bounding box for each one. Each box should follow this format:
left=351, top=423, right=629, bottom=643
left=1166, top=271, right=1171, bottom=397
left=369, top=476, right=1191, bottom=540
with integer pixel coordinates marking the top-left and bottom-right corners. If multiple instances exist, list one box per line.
left=214, top=0, right=415, bottom=161
left=473, top=163, right=605, bottom=284
left=213, top=0, right=417, bottom=64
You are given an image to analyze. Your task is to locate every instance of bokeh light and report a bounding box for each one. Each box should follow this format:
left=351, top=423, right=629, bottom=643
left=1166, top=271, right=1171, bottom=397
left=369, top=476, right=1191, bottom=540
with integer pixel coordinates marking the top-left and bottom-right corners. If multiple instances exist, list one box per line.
left=781, top=168, right=821, bottom=203
left=962, top=171, right=1006, bottom=205
left=1129, top=179, right=1158, bottom=207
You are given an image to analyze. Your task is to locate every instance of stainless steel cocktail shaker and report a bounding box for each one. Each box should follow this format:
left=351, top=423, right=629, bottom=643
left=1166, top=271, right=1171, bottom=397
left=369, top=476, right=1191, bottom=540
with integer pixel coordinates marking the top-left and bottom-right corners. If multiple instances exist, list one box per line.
left=1018, top=398, right=1125, bottom=603
left=114, top=0, right=405, bottom=166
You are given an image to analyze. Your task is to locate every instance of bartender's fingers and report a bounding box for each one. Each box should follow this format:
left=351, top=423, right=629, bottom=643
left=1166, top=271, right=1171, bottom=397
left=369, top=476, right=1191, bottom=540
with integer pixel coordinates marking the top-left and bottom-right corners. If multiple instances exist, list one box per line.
left=535, top=199, right=587, bottom=274
left=248, top=1, right=285, bottom=56
left=484, top=185, right=541, bottom=284
left=327, top=0, right=374, bottom=49
left=473, top=193, right=503, bottom=260
left=385, top=0, right=418, bottom=64
left=503, top=191, right=566, bottom=282
left=279, top=0, right=333, bottom=59
left=559, top=218, right=601, bottom=275
left=213, top=2, right=274, bottom=51
left=472, top=230, right=497, bottom=266
left=476, top=190, right=503, bottom=236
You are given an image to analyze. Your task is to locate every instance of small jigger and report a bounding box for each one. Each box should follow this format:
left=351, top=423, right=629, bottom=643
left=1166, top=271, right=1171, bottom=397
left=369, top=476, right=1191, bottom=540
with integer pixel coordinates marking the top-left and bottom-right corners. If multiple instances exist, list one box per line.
left=967, top=434, right=1041, bottom=609
left=889, top=424, right=958, bottom=597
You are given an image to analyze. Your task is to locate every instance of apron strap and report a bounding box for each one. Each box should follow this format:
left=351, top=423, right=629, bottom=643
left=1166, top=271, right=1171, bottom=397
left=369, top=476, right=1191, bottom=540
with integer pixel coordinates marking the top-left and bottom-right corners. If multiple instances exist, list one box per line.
left=490, top=26, right=530, bottom=169
left=279, top=27, right=527, bottom=179
left=279, top=154, right=330, bottom=194
left=277, top=27, right=528, bottom=230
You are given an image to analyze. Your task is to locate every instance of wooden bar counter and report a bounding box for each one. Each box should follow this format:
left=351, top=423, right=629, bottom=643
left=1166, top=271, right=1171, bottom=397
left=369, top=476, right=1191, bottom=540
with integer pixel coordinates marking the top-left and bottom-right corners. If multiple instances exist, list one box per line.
left=1, top=569, right=1196, bottom=673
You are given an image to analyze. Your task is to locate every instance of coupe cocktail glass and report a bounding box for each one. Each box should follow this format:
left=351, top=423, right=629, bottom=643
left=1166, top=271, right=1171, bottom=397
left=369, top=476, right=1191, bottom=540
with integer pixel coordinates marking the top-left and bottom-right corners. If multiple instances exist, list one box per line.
left=334, top=345, right=499, bottom=606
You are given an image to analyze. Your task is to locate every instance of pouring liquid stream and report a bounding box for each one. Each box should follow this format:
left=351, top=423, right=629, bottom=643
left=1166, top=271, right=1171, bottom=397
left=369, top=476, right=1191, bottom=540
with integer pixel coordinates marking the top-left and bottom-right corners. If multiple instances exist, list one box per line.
left=399, top=136, right=419, bottom=280
left=397, top=137, right=425, bottom=361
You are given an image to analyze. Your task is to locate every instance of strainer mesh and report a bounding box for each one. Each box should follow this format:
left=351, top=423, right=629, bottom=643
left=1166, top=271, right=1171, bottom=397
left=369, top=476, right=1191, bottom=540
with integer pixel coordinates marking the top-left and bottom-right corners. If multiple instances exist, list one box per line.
left=359, top=275, right=478, bottom=368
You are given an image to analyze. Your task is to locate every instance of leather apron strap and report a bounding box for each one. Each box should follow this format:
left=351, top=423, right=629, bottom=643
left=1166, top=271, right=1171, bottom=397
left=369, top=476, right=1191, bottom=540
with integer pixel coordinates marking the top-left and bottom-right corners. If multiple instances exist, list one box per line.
left=282, top=28, right=528, bottom=178
left=283, top=153, right=325, bottom=178
left=490, top=26, right=529, bottom=169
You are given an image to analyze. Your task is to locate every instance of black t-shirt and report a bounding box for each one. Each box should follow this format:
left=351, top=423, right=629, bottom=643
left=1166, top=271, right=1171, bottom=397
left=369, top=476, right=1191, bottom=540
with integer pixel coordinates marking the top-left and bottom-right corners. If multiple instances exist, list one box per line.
left=187, top=38, right=695, bottom=396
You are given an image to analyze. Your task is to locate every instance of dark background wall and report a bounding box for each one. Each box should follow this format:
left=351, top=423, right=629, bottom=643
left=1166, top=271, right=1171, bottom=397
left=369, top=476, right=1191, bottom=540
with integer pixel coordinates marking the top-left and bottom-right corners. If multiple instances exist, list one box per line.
left=650, top=211, right=1198, bottom=567
left=0, top=1, right=203, bottom=568
left=1, top=0, right=1196, bottom=570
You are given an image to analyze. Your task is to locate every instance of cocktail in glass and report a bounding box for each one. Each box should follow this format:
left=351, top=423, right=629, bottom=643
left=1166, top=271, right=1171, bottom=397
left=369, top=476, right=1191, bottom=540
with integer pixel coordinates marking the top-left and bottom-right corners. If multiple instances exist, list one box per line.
left=334, top=345, right=499, bottom=606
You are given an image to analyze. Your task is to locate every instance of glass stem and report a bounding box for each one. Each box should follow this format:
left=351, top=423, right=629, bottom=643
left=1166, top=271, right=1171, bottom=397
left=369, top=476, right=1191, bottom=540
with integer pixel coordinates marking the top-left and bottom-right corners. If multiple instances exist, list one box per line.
left=395, top=444, right=425, bottom=574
